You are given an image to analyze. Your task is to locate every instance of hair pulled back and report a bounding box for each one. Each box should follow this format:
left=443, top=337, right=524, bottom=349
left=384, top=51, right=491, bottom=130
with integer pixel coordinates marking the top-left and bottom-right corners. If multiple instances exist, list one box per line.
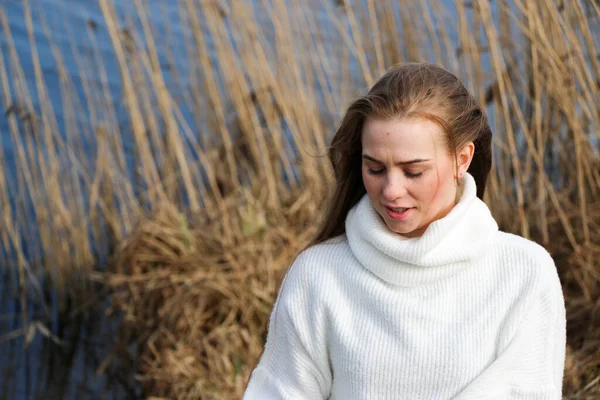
left=311, top=62, right=493, bottom=246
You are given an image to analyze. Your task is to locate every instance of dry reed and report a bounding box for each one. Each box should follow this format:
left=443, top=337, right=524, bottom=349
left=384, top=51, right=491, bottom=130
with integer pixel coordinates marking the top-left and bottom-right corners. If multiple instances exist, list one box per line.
left=1, top=0, right=599, bottom=398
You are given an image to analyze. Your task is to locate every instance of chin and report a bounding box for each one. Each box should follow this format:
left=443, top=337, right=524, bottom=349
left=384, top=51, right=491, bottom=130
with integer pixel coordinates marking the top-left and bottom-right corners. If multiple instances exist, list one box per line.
left=382, top=217, right=421, bottom=237
left=391, top=226, right=419, bottom=237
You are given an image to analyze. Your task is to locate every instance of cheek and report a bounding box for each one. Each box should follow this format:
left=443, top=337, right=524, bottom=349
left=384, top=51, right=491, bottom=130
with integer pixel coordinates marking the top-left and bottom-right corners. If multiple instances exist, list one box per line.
left=362, top=171, right=377, bottom=194
left=362, top=169, right=373, bottom=192
left=426, top=168, right=454, bottom=206
left=415, top=174, right=443, bottom=205
left=363, top=173, right=386, bottom=203
left=428, top=178, right=442, bottom=203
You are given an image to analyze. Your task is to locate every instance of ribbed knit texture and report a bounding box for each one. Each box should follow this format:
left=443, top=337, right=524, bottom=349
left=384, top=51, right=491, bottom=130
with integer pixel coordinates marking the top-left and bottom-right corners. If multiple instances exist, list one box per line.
left=244, top=173, right=566, bottom=400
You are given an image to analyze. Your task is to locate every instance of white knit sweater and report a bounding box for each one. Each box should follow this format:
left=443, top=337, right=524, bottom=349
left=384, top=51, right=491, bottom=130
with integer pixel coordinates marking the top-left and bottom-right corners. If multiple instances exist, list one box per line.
left=244, top=173, right=566, bottom=399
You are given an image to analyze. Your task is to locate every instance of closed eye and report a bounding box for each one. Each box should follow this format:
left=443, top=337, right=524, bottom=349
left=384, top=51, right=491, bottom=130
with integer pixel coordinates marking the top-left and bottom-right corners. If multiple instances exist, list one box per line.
left=367, top=168, right=385, bottom=175
left=405, top=171, right=422, bottom=179
left=367, top=169, right=423, bottom=178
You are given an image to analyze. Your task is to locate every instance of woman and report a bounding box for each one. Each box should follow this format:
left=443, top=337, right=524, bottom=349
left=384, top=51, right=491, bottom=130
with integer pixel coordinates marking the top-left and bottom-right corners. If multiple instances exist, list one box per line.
left=244, top=63, right=566, bottom=399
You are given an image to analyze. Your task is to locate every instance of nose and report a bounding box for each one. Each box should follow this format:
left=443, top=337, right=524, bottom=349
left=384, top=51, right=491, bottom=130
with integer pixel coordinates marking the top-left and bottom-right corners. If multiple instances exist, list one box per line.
left=382, top=172, right=408, bottom=201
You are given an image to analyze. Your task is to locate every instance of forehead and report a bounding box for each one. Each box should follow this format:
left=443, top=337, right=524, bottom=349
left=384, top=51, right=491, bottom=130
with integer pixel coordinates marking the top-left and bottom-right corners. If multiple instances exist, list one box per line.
left=361, top=117, right=447, bottom=156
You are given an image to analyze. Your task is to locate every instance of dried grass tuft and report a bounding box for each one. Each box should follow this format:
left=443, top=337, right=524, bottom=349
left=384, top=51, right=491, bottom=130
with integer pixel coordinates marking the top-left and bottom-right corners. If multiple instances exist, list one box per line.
left=105, top=180, right=326, bottom=399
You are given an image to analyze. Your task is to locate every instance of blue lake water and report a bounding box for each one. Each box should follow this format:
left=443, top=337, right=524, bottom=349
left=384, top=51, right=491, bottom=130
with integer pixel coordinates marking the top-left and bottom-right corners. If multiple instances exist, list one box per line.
left=0, top=2, right=178, bottom=398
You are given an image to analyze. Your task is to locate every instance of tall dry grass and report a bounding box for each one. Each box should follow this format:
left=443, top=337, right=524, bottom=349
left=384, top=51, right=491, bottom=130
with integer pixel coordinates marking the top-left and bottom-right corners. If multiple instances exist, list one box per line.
left=1, top=0, right=599, bottom=398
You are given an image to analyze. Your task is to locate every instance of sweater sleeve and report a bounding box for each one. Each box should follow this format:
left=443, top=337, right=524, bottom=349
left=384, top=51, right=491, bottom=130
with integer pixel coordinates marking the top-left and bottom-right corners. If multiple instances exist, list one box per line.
left=454, top=250, right=566, bottom=400
left=243, top=254, right=332, bottom=400
left=507, top=255, right=566, bottom=399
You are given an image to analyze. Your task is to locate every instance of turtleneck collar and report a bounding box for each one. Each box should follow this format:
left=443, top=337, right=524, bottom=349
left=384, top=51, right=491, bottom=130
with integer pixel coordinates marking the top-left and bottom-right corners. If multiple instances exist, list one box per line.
left=345, top=173, right=498, bottom=287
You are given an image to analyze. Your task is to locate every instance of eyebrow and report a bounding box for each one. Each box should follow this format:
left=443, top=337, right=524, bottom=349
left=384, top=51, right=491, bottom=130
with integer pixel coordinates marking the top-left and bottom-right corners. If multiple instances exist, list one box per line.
left=362, top=154, right=430, bottom=166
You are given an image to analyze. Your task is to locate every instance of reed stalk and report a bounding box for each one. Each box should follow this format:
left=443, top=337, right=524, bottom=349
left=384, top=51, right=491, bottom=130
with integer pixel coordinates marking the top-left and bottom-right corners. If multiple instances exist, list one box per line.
left=1, top=0, right=598, bottom=398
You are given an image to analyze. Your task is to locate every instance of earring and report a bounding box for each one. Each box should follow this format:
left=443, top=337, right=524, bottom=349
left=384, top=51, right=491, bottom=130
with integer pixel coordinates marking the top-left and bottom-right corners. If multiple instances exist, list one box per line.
left=455, top=172, right=463, bottom=188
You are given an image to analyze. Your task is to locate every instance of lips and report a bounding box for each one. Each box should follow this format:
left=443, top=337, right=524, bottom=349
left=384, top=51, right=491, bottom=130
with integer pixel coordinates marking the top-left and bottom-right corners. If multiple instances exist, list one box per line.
left=385, top=206, right=412, bottom=212
left=384, top=205, right=414, bottom=220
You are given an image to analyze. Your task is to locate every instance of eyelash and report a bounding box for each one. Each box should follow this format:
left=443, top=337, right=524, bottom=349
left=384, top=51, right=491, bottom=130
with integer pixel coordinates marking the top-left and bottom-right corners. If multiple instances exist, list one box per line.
left=367, top=169, right=423, bottom=179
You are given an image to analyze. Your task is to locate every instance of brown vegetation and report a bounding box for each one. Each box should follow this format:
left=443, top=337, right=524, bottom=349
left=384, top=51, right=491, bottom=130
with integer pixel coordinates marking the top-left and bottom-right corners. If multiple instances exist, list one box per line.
left=1, top=0, right=599, bottom=398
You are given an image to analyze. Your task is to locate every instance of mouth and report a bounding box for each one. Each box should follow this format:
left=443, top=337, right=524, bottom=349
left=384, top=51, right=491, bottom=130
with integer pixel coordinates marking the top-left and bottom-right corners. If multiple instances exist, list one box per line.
left=387, top=206, right=410, bottom=213
left=384, top=206, right=414, bottom=220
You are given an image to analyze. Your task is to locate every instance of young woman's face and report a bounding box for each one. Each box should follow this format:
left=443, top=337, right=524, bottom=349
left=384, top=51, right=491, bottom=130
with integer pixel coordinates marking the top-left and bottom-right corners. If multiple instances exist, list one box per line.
left=361, top=116, right=473, bottom=238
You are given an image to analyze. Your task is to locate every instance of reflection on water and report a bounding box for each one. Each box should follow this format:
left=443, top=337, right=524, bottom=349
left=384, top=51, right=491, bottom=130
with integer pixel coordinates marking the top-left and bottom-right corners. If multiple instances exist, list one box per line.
left=0, top=273, right=139, bottom=398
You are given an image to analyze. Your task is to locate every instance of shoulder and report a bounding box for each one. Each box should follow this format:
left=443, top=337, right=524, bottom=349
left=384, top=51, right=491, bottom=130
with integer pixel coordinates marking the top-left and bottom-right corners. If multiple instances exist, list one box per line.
left=494, top=231, right=553, bottom=261
left=493, top=231, right=561, bottom=291
left=272, top=236, right=351, bottom=327
left=279, top=235, right=351, bottom=295
left=294, top=235, right=351, bottom=267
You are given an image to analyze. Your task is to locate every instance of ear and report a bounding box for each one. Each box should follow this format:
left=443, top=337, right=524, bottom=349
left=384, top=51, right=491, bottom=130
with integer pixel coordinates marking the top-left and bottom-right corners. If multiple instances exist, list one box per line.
left=455, top=142, right=475, bottom=179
